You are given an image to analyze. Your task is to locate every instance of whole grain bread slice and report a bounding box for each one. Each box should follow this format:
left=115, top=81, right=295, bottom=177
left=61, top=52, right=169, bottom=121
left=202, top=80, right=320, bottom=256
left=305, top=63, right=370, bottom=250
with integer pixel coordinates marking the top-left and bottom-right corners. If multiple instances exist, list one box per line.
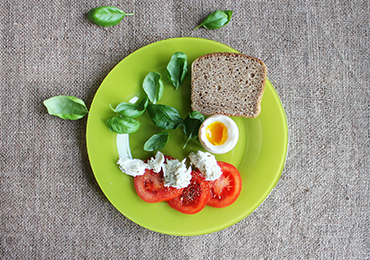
left=191, top=52, right=267, bottom=118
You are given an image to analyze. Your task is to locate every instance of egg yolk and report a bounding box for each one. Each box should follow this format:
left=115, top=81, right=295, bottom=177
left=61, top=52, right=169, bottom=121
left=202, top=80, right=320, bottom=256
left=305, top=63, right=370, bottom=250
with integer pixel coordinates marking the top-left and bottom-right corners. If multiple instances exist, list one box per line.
left=205, top=122, right=228, bottom=145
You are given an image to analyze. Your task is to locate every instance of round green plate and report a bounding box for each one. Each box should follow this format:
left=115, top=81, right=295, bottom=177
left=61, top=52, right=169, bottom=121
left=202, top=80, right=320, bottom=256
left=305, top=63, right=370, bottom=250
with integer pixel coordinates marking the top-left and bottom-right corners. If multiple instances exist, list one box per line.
left=86, top=37, right=288, bottom=236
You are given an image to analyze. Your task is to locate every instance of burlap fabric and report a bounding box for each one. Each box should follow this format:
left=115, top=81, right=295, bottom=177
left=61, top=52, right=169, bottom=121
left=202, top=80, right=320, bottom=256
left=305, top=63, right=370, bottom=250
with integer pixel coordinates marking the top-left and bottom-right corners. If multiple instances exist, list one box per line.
left=1, top=0, right=369, bottom=259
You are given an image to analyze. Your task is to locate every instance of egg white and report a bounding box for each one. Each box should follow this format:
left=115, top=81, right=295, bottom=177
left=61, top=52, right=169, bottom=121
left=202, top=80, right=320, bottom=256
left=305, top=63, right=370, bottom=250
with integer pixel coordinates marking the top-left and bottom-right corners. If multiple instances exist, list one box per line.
left=198, top=115, right=239, bottom=154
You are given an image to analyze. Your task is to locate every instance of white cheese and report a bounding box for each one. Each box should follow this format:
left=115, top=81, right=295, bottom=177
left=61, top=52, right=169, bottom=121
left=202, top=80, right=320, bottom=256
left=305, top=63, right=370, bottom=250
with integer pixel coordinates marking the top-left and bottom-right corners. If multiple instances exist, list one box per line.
left=117, top=157, right=149, bottom=177
left=188, top=151, right=222, bottom=181
left=147, top=151, right=165, bottom=173
left=162, top=158, right=192, bottom=189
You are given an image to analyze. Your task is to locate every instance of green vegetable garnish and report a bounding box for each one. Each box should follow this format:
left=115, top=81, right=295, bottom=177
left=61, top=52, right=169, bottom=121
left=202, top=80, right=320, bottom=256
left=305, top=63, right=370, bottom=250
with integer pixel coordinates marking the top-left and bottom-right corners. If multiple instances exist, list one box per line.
left=143, top=132, right=169, bottom=152
left=43, top=95, right=88, bottom=120
left=166, top=52, right=188, bottom=90
left=105, top=116, right=140, bottom=134
left=182, top=111, right=205, bottom=149
left=194, top=10, right=233, bottom=30
left=147, top=104, right=183, bottom=130
left=110, top=97, right=148, bottom=118
left=87, top=6, right=134, bottom=27
left=142, top=72, right=164, bottom=104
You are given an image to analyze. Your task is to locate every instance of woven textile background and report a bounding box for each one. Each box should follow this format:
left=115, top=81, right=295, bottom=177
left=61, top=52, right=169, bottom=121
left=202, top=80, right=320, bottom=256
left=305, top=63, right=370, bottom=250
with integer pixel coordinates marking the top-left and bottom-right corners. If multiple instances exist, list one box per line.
left=1, top=0, right=369, bottom=259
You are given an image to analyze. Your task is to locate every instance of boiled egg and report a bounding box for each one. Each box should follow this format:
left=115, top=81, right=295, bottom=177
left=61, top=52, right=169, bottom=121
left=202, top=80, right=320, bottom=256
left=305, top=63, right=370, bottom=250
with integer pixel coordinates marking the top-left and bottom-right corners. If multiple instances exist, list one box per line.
left=198, top=115, right=239, bottom=154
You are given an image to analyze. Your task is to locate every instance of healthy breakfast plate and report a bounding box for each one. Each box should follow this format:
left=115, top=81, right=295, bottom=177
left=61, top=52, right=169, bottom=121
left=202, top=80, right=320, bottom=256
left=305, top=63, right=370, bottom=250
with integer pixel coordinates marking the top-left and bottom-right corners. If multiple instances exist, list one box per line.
left=86, top=37, right=288, bottom=236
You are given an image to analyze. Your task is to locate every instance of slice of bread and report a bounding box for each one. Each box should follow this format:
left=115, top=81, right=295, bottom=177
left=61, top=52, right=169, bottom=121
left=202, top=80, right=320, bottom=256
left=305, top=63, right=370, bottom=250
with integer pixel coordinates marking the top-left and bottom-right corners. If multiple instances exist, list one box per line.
left=191, top=52, right=267, bottom=118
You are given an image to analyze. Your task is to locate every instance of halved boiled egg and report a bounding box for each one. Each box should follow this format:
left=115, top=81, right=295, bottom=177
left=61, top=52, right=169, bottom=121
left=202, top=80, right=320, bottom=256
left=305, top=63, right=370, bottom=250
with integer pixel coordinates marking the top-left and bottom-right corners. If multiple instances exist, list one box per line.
left=198, top=115, right=239, bottom=154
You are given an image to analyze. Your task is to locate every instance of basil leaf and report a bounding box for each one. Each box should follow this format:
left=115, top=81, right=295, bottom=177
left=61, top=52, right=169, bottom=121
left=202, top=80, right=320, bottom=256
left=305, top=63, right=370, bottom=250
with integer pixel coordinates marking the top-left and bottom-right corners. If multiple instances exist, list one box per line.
left=110, top=97, right=148, bottom=118
left=106, top=116, right=140, bottom=134
left=187, top=111, right=205, bottom=122
left=166, top=52, right=188, bottom=90
left=43, top=95, right=88, bottom=120
left=87, top=6, right=134, bottom=27
left=144, top=132, right=169, bottom=152
left=147, top=104, right=183, bottom=130
left=142, top=72, right=164, bottom=104
left=194, top=10, right=233, bottom=30
left=182, top=111, right=205, bottom=149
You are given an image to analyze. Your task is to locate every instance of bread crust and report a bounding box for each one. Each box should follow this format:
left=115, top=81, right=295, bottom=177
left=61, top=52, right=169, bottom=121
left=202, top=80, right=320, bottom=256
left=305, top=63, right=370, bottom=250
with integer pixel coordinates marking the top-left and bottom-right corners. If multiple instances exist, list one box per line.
left=191, top=52, right=267, bottom=118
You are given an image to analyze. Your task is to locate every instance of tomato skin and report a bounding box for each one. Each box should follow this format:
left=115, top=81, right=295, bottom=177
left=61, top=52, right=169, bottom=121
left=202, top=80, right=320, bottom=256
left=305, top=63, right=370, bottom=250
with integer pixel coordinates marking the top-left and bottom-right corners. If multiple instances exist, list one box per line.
left=167, top=170, right=210, bottom=214
left=207, top=161, right=242, bottom=208
left=134, top=156, right=183, bottom=203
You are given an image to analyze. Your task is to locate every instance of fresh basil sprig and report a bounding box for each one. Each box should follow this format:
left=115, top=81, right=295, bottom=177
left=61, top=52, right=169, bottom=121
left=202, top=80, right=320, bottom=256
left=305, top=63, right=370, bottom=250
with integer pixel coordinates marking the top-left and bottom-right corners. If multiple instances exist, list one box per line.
left=87, top=6, right=134, bottom=27
left=194, top=10, right=233, bottom=30
left=106, top=116, right=140, bottom=134
left=143, top=132, right=169, bottom=152
left=43, top=95, right=88, bottom=120
left=166, top=52, right=188, bottom=90
left=147, top=104, right=183, bottom=130
left=110, top=97, right=148, bottom=118
left=142, top=72, right=164, bottom=104
left=182, top=111, right=205, bottom=149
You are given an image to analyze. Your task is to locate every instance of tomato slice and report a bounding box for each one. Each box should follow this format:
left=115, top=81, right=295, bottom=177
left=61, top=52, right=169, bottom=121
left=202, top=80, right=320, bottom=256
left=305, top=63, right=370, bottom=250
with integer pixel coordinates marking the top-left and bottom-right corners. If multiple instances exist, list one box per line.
left=167, top=170, right=210, bottom=214
left=207, top=161, right=242, bottom=208
left=134, top=155, right=183, bottom=203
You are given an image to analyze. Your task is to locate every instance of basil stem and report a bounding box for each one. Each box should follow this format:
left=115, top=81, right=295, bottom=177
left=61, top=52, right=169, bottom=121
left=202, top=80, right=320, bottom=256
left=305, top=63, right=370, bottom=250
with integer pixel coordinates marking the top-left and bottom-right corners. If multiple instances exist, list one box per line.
left=110, top=97, right=148, bottom=118
left=182, top=111, right=205, bottom=149
left=147, top=104, right=183, bottom=130
left=142, top=72, right=164, bottom=104
left=87, top=6, right=134, bottom=27
left=166, top=52, right=188, bottom=90
left=143, top=132, right=169, bottom=152
left=106, top=116, right=140, bottom=134
left=43, top=95, right=88, bottom=120
left=194, top=10, right=233, bottom=30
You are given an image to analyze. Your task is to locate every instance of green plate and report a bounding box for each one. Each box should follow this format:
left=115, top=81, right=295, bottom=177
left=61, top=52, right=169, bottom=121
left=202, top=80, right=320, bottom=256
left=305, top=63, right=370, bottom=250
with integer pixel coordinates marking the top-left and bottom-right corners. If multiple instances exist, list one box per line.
left=86, top=37, right=288, bottom=236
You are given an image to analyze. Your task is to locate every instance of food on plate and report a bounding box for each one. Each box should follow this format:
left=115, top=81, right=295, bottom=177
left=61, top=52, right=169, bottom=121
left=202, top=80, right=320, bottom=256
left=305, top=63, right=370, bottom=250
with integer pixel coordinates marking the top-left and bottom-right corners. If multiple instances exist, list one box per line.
left=134, top=155, right=184, bottom=203
left=188, top=150, right=222, bottom=180
left=191, top=52, right=267, bottom=118
left=118, top=151, right=242, bottom=214
left=147, top=151, right=165, bottom=173
left=167, top=170, right=211, bottom=214
left=207, top=162, right=242, bottom=208
left=162, top=158, right=192, bottom=189
left=182, top=111, right=205, bottom=149
left=110, top=97, right=148, bottom=118
left=142, top=72, right=164, bottom=104
left=117, top=157, right=150, bottom=177
left=119, top=151, right=192, bottom=189
left=143, top=132, right=170, bottom=152
left=106, top=116, right=141, bottom=134
left=166, top=52, right=188, bottom=89
left=113, top=51, right=250, bottom=214
left=197, top=115, right=239, bottom=154
left=117, top=151, right=166, bottom=177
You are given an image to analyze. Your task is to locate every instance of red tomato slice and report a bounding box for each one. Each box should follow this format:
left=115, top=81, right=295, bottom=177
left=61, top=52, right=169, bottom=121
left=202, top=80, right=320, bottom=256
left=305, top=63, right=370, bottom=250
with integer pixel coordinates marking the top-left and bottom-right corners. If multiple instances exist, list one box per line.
left=134, top=155, right=183, bottom=203
left=207, top=161, right=242, bottom=208
left=167, top=170, right=210, bottom=214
